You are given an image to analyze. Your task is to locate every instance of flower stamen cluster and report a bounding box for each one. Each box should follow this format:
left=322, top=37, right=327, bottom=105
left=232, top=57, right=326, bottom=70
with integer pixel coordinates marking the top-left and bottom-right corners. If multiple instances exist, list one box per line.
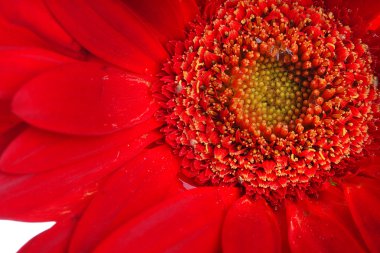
left=160, top=0, right=378, bottom=204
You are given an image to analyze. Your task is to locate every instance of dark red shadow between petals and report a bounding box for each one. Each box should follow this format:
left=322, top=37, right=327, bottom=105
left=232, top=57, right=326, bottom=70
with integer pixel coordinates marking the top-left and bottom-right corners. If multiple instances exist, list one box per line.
left=0, top=17, right=47, bottom=48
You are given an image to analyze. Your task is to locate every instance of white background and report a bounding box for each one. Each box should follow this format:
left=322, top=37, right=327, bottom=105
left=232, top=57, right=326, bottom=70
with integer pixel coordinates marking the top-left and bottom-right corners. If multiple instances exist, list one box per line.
left=0, top=220, right=54, bottom=253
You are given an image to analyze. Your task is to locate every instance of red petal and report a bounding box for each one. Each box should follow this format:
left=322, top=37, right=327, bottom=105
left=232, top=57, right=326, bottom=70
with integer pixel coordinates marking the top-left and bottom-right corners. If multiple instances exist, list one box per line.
left=18, top=218, right=76, bottom=253
left=12, top=62, right=157, bottom=135
left=344, top=176, right=380, bottom=253
left=0, top=0, right=82, bottom=55
left=166, top=180, right=187, bottom=196
left=0, top=124, right=25, bottom=155
left=87, top=0, right=167, bottom=61
left=0, top=126, right=161, bottom=221
left=93, top=187, right=239, bottom=253
left=357, top=155, right=380, bottom=179
left=45, top=0, right=167, bottom=74
left=124, top=0, right=200, bottom=42
left=0, top=100, right=20, bottom=133
left=363, top=29, right=380, bottom=74
left=0, top=17, right=46, bottom=48
left=368, top=14, right=380, bottom=31
left=286, top=199, right=367, bottom=253
left=327, top=0, right=380, bottom=23
left=323, top=0, right=380, bottom=34
left=0, top=48, right=75, bottom=100
left=69, top=145, right=179, bottom=253
left=222, top=197, right=282, bottom=253
left=0, top=48, right=74, bottom=133
left=0, top=117, right=161, bottom=174
left=308, top=182, right=368, bottom=246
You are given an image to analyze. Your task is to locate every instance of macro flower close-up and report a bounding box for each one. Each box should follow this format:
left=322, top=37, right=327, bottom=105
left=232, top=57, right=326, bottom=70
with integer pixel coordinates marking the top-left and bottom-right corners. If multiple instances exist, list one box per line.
left=1, top=0, right=380, bottom=252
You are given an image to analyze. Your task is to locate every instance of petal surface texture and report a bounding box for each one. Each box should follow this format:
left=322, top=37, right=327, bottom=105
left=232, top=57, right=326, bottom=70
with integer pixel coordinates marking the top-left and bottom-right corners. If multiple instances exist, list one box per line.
left=18, top=218, right=76, bottom=253
left=0, top=1, right=379, bottom=253
left=0, top=0, right=82, bottom=54
left=344, top=176, right=380, bottom=253
left=222, top=197, right=282, bottom=253
left=0, top=48, right=75, bottom=132
left=45, top=0, right=167, bottom=73
left=93, top=187, right=239, bottom=253
left=286, top=199, right=367, bottom=253
left=0, top=118, right=160, bottom=174
left=124, top=0, right=200, bottom=41
left=12, top=62, right=156, bottom=135
left=0, top=17, right=46, bottom=48
left=0, top=123, right=161, bottom=220
left=0, top=48, right=75, bottom=100
left=69, top=146, right=179, bottom=253
left=324, top=0, right=380, bottom=30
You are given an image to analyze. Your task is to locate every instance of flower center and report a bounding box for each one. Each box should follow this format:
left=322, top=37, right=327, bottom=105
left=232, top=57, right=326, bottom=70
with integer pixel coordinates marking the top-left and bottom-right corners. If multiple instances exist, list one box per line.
left=159, top=0, right=378, bottom=205
left=230, top=59, right=309, bottom=136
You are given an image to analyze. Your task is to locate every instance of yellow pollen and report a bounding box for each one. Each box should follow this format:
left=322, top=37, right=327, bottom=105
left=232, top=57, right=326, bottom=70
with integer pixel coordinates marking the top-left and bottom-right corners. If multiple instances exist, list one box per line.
left=231, top=59, right=305, bottom=132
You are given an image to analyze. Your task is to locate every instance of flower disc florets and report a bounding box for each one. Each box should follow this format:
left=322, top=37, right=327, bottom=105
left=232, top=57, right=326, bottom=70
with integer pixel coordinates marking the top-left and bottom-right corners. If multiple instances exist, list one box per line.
left=160, top=0, right=378, bottom=204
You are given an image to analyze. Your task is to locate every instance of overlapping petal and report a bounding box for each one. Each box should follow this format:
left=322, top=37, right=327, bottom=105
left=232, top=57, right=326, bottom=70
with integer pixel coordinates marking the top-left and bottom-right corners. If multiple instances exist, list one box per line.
left=0, top=47, right=75, bottom=133
left=18, top=218, right=76, bottom=253
left=286, top=197, right=367, bottom=253
left=12, top=62, right=157, bottom=135
left=222, top=197, right=282, bottom=253
left=0, top=17, right=47, bottom=48
left=0, top=101, right=20, bottom=133
left=0, top=118, right=161, bottom=174
left=0, top=124, right=25, bottom=154
left=344, top=176, right=380, bottom=253
left=44, top=0, right=168, bottom=74
left=69, top=145, right=179, bottom=253
left=124, top=0, right=200, bottom=42
left=0, top=0, right=82, bottom=55
left=323, top=0, right=380, bottom=31
left=0, top=48, right=75, bottom=100
left=93, top=187, right=239, bottom=253
left=0, top=122, right=161, bottom=221
left=357, top=156, right=380, bottom=179
left=0, top=0, right=379, bottom=252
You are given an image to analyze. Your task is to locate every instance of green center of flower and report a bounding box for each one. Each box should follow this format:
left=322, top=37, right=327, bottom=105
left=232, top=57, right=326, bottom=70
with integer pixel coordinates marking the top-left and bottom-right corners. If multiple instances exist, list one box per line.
left=231, top=59, right=308, bottom=135
left=159, top=0, right=378, bottom=206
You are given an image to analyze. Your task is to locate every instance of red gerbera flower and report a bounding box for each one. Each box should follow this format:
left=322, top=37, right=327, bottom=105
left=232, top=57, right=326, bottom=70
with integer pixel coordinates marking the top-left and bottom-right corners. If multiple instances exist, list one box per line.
left=0, top=0, right=379, bottom=252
